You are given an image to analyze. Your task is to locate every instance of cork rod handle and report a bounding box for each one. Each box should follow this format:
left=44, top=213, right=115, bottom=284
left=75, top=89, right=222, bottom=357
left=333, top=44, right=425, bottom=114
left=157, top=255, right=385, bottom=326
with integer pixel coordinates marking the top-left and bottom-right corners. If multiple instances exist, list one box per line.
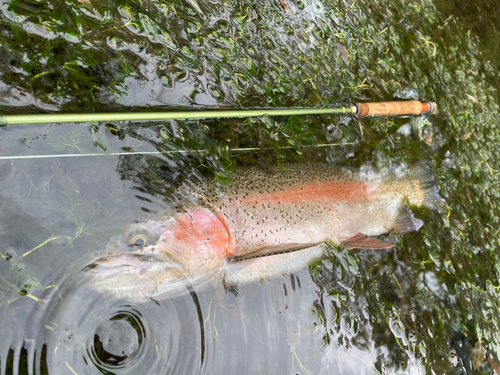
left=354, top=101, right=436, bottom=118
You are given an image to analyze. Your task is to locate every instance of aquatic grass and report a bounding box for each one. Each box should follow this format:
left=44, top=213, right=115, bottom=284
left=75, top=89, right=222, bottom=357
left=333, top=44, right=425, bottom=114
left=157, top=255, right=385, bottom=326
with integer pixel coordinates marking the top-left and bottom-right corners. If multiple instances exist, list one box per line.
left=89, top=125, right=108, bottom=152
left=4, top=0, right=364, bottom=109
left=292, top=348, right=312, bottom=375
left=0, top=241, right=50, bottom=308
left=46, top=129, right=90, bottom=154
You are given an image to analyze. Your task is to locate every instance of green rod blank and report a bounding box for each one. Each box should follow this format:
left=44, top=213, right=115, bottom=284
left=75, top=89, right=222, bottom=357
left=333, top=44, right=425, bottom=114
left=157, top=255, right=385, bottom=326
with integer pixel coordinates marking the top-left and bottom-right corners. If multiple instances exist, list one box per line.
left=0, top=107, right=354, bottom=126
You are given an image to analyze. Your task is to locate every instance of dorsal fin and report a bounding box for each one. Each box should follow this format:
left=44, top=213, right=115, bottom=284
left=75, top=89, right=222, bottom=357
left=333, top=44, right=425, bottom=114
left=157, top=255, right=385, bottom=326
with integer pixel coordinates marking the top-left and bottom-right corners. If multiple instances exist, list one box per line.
left=343, top=233, right=393, bottom=250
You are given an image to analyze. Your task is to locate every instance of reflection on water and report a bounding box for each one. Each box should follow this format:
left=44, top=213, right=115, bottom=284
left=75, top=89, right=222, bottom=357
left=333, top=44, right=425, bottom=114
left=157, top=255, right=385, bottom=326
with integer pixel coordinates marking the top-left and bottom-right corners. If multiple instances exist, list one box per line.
left=35, top=285, right=204, bottom=374
left=1, top=0, right=500, bottom=373
left=92, top=310, right=144, bottom=368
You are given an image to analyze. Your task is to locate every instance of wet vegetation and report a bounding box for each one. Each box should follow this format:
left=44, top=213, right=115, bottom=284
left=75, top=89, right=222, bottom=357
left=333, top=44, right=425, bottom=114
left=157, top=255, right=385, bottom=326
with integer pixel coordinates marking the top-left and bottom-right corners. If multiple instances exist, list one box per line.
left=0, top=0, right=500, bottom=373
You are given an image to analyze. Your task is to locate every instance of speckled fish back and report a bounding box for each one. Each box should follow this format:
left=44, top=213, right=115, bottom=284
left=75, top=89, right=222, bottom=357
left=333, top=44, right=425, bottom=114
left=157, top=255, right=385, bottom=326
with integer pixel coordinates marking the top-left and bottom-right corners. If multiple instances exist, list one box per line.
left=195, top=163, right=436, bottom=256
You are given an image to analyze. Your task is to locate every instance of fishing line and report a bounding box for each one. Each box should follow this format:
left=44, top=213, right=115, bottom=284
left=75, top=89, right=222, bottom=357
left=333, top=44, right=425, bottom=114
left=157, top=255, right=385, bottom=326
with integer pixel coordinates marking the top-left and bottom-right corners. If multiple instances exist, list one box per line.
left=0, top=143, right=355, bottom=160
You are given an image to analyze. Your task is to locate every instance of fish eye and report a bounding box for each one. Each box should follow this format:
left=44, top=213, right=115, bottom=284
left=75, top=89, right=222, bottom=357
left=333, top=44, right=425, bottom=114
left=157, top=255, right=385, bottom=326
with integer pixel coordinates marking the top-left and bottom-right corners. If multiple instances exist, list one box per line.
left=129, top=234, right=148, bottom=248
left=121, top=224, right=157, bottom=249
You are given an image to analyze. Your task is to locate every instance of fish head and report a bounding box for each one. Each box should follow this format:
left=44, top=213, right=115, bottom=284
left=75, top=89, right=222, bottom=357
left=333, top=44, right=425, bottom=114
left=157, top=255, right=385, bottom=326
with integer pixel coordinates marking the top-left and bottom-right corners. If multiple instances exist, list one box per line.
left=84, top=208, right=234, bottom=302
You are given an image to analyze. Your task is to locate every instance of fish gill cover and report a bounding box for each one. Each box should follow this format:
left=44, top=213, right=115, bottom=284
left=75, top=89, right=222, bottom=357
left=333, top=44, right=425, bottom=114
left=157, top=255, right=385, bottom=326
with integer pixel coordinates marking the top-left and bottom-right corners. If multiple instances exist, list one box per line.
left=0, top=0, right=499, bottom=373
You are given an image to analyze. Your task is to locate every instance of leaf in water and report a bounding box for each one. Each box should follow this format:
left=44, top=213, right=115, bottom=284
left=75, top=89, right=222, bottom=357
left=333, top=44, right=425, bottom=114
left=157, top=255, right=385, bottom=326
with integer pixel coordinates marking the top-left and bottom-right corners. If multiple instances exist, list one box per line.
left=487, top=350, right=500, bottom=375
left=181, top=86, right=198, bottom=99
left=90, top=125, right=108, bottom=152
left=185, top=0, right=204, bottom=16
left=279, top=0, right=293, bottom=17
left=472, top=341, right=484, bottom=370
left=336, top=43, right=349, bottom=64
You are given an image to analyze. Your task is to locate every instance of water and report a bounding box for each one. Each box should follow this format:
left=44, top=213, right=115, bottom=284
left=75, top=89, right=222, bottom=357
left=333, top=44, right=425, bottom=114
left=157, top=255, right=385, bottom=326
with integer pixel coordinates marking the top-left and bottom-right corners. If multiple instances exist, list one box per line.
left=0, top=0, right=500, bottom=373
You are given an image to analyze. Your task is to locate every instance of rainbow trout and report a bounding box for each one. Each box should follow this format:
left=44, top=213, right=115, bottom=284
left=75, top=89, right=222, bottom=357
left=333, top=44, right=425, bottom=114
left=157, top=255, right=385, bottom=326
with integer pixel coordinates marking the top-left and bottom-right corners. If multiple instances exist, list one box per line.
left=86, top=163, right=441, bottom=302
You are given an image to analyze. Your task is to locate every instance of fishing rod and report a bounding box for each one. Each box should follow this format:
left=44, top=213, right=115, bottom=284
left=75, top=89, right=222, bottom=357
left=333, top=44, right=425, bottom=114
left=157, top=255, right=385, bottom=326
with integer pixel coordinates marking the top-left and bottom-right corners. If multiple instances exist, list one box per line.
left=0, top=100, right=437, bottom=126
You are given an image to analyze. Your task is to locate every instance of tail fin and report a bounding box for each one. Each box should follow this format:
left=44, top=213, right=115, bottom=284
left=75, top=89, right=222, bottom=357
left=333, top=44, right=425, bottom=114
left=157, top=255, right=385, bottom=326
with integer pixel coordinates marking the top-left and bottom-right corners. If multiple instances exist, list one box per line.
left=407, top=161, right=444, bottom=209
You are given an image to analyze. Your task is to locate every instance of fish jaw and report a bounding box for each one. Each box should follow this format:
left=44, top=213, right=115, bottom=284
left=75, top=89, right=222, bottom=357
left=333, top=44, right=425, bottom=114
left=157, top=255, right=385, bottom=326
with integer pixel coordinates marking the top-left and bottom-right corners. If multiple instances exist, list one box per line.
left=85, top=208, right=233, bottom=302
left=84, top=252, right=194, bottom=302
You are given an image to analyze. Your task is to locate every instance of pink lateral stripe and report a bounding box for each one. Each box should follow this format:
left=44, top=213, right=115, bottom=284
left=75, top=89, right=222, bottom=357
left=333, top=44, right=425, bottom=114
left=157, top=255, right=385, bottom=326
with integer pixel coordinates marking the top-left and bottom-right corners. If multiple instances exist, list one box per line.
left=240, top=181, right=376, bottom=205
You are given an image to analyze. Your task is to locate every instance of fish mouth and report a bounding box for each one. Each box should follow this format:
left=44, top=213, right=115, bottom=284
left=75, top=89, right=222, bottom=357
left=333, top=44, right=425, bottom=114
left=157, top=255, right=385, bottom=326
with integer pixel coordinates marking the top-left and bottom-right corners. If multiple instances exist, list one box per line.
left=84, top=253, right=181, bottom=276
left=83, top=252, right=194, bottom=302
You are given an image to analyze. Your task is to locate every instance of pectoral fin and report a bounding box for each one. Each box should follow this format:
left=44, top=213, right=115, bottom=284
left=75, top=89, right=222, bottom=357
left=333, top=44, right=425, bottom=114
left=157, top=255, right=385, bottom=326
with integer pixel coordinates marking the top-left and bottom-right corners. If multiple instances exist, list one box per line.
left=343, top=233, right=393, bottom=250
left=232, top=242, right=322, bottom=262
left=223, top=244, right=325, bottom=288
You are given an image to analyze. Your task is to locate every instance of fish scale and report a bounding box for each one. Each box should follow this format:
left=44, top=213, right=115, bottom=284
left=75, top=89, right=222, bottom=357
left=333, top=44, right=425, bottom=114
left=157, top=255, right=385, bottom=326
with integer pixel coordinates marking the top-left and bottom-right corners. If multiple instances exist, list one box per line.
left=196, top=163, right=431, bottom=256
